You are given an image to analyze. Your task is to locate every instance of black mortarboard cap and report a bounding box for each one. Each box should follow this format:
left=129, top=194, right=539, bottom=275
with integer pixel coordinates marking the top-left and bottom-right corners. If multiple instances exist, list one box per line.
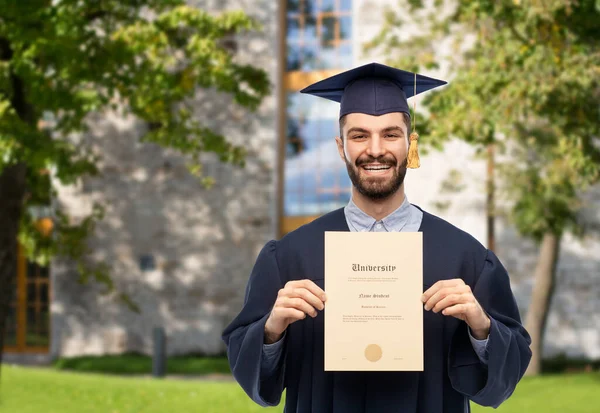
left=300, top=62, right=447, bottom=119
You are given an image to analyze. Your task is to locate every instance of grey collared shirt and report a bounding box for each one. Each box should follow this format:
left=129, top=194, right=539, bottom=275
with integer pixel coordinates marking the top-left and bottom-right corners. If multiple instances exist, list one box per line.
left=344, top=196, right=422, bottom=233
left=261, top=196, right=488, bottom=375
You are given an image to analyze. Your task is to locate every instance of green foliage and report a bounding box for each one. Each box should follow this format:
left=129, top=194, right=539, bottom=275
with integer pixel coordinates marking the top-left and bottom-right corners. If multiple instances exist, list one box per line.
left=432, top=169, right=467, bottom=213
left=366, top=0, right=600, bottom=242
left=53, top=353, right=231, bottom=375
left=0, top=1, right=270, bottom=308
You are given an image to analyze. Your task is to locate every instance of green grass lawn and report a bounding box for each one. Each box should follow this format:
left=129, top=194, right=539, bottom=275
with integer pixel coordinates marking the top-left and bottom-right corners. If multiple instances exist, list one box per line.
left=1, top=365, right=598, bottom=413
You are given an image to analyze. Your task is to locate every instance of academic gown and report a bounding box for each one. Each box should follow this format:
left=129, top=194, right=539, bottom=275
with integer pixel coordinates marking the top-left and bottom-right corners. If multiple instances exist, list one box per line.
left=221, top=207, right=532, bottom=413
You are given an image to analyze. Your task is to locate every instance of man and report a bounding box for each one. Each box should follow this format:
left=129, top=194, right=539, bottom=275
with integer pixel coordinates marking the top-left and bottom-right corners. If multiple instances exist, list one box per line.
left=222, top=63, right=532, bottom=413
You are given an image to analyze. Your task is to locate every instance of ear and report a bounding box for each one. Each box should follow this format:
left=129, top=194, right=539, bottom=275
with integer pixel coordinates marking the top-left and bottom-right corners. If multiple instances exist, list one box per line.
left=335, top=136, right=346, bottom=162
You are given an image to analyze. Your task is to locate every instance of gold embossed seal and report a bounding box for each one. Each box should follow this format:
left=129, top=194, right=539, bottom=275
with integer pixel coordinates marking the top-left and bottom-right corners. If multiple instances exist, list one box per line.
left=364, top=344, right=382, bottom=362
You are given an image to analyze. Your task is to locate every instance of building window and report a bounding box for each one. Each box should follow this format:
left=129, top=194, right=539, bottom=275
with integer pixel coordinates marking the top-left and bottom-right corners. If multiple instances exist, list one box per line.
left=281, top=0, right=354, bottom=235
left=4, top=244, right=51, bottom=353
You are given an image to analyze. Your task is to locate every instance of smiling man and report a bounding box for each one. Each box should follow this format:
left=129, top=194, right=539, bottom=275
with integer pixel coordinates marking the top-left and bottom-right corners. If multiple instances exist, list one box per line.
left=339, top=111, right=410, bottom=214
left=222, top=63, right=532, bottom=413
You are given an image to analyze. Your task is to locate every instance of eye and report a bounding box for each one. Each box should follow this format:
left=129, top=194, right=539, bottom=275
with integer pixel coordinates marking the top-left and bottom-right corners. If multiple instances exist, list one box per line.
left=385, top=134, right=400, bottom=139
left=351, top=135, right=366, bottom=140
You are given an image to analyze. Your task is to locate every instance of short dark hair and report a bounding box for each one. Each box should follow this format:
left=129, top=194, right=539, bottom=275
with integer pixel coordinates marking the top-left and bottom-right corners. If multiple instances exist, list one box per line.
left=339, top=113, right=411, bottom=140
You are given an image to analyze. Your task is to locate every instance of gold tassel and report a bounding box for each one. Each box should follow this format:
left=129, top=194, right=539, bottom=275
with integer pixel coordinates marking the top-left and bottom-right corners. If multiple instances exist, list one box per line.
left=407, top=132, right=420, bottom=169
left=407, top=72, right=421, bottom=169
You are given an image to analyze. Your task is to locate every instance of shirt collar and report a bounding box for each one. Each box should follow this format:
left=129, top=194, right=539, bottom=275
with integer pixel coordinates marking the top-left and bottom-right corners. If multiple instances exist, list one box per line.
left=344, top=195, right=412, bottom=232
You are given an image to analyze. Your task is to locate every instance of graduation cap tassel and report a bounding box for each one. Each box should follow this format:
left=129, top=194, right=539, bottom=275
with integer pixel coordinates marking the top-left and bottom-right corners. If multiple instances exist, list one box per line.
left=407, top=72, right=420, bottom=169
left=407, top=132, right=420, bottom=169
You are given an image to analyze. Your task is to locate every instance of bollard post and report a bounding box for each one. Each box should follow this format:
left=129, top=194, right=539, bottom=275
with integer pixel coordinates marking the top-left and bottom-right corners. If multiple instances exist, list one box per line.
left=152, top=327, right=167, bottom=378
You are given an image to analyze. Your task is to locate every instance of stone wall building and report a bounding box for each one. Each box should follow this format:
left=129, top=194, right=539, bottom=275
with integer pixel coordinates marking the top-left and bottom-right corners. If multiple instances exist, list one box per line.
left=5, top=0, right=599, bottom=364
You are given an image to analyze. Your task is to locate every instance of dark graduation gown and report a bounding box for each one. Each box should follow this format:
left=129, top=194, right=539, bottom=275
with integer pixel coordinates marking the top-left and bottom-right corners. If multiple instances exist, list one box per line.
left=221, top=207, right=532, bottom=413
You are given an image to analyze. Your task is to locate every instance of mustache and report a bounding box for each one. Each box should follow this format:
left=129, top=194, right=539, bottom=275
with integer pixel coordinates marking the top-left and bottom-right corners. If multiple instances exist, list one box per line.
left=355, top=155, right=397, bottom=167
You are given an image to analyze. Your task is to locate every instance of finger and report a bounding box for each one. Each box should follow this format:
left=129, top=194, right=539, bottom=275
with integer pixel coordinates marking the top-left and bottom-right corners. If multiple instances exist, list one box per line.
left=273, top=306, right=307, bottom=321
left=424, top=285, right=471, bottom=311
left=289, top=287, right=325, bottom=311
left=421, top=279, right=465, bottom=303
left=280, top=284, right=326, bottom=309
left=300, top=279, right=327, bottom=302
left=441, top=303, right=473, bottom=317
left=426, top=285, right=471, bottom=310
left=287, top=279, right=327, bottom=302
left=432, top=292, right=473, bottom=313
left=281, top=297, right=318, bottom=317
left=421, top=282, right=443, bottom=303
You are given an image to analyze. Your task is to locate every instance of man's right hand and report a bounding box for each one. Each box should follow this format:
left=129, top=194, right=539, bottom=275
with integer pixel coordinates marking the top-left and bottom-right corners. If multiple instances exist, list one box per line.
left=264, top=279, right=327, bottom=344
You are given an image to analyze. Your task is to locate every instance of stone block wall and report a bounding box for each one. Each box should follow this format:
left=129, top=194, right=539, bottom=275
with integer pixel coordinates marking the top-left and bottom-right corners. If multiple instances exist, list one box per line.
left=50, top=0, right=281, bottom=358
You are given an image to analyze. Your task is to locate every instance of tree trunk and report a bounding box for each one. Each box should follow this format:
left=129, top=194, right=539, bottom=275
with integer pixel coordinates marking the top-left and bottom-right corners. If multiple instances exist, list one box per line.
left=0, top=163, right=27, bottom=376
left=524, top=232, right=561, bottom=376
left=0, top=37, right=35, bottom=376
left=486, top=144, right=495, bottom=252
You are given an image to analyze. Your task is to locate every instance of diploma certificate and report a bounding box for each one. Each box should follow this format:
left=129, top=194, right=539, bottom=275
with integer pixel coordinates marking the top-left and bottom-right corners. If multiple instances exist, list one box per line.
left=324, top=231, right=423, bottom=371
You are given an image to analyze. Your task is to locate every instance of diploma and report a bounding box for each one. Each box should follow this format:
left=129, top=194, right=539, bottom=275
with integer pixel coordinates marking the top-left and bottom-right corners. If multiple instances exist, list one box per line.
left=324, top=231, right=423, bottom=371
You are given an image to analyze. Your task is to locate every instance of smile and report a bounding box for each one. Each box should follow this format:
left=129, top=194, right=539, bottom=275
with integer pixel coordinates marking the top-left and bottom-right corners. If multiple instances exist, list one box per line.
left=361, top=164, right=392, bottom=171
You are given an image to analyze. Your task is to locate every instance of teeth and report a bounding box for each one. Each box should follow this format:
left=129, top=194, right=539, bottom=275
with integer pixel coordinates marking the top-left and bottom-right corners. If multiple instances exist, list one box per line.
left=363, top=165, right=391, bottom=170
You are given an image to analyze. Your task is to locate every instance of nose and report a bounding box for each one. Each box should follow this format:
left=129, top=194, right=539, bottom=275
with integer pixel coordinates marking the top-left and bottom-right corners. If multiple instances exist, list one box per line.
left=366, top=135, right=384, bottom=158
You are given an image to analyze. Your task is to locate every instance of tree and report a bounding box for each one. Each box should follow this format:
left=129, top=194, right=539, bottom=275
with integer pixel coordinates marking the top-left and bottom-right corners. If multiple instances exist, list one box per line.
left=0, top=0, right=270, bottom=371
left=366, top=0, right=600, bottom=375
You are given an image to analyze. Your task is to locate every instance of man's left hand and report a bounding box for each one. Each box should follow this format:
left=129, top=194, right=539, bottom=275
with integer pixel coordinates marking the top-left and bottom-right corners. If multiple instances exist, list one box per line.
left=422, top=279, right=490, bottom=340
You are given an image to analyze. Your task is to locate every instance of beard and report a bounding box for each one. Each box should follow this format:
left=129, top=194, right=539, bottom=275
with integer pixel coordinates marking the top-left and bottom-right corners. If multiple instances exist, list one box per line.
left=345, top=153, right=407, bottom=200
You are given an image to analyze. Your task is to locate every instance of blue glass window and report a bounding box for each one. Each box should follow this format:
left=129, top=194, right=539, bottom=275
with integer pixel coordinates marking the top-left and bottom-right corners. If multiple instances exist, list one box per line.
left=284, top=92, right=352, bottom=216
left=284, top=0, right=353, bottom=218
left=285, top=0, right=353, bottom=71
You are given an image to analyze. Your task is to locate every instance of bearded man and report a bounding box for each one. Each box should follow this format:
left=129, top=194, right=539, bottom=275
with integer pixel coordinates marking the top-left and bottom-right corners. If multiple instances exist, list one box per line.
left=222, top=63, right=531, bottom=413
